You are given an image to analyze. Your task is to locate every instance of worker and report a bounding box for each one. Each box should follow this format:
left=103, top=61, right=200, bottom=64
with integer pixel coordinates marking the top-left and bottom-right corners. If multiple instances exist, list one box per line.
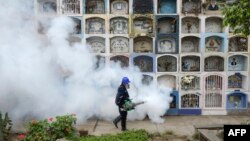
left=113, top=77, right=130, bottom=131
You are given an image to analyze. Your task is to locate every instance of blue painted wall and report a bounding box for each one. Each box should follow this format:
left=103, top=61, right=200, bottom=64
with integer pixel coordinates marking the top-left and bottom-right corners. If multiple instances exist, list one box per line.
left=159, top=0, right=176, bottom=14
left=227, top=91, right=248, bottom=109
left=178, top=109, right=202, bottom=115
left=166, top=90, right=179, bottom=115
left=201, top=33, right=228, bottom=53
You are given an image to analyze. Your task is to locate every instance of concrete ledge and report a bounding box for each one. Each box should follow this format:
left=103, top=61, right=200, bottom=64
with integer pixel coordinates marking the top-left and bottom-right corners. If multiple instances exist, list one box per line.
left=198, top=129, right=222, bottom=141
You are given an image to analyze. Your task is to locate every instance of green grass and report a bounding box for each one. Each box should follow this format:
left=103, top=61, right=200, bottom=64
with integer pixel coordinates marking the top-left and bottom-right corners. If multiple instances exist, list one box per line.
left=69, top=129, right=149, bottom=141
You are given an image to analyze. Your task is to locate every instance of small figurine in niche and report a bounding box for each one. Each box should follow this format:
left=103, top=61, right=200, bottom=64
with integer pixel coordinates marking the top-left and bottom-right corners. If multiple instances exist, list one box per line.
left=89, top=22, right=95, bottom=32
left=231, top=58, right=237, bottom=66
left=208, top=0, right=219, bottom=11
left=181, top=75, right=194, bottom=90
left=186, top=22, right=192, bottom=33
left=139, top=59, right=146, bottom=71
left=157, top=64, right=163, bottom=71
left=164, top=61, right=172, bottom=71
left=157, top=26, right=161, bottom=33
left=171, top=20, right=176, bottom=33
left=234, top=101, right=239, bottom=108
left=159, top=40, right=172, bottom=52
left=148, top=26, right=153, bottom=33
left=159, top=41, right=166, bottom=52
left=110, top=27, right=114, bottom=34
left=182, top=61, right=190, bottom=71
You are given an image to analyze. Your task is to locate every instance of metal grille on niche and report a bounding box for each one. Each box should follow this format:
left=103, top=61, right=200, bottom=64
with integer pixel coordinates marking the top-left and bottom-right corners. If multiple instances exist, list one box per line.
left=181, top=76, right=200, bottom=90
left=205, top=75, right=223, bottom=90
left=204, top=56, right=224, bottom=71
left=181, top=94, right=199, bottom=108
left=181, top=36, right=200, bottom=53
left=228, top=73, right=243, bottom=89
left=61, top=0, right=80, bottom=14
left=205, top=75, right=223, bottom=108
left=157, top=56, right=177, bottom=72
left=182, top=56, right=200, bottom=72
left=86, top=0, right=105, bottom=14
left=133, top=0, right=153, bottom=14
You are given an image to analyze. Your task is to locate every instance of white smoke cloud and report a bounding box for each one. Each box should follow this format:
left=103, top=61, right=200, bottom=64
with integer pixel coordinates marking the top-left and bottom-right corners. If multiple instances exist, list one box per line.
left=0, top=0, right=172, bottom=126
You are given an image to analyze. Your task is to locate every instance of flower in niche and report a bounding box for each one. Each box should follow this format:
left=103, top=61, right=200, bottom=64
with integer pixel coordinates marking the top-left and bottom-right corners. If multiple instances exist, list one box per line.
left=182, top=75, right=195, bottom=90
left=182, top=75, right=194, bottom=85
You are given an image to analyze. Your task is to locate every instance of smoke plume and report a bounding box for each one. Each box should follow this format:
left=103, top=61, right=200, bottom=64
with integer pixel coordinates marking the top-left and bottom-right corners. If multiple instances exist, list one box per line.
left=0, top=0, right=172, bottom=126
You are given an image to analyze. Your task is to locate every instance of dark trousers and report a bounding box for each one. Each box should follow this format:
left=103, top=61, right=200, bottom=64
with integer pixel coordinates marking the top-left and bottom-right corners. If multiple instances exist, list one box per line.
left=113, top=107, right=127, bottom=130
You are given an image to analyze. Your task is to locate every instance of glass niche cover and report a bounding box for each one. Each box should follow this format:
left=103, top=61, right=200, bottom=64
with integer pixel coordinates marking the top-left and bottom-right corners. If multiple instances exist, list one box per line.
left=86, top=18, right=105, bottom=34
left=182, top=17, right=200, bottom=33
left=111, top=0, right=128, bottom=14
left=134, top=56, right=153, bottom=72
left=157, top=38, right=176, bottom=53
left=110, top=37, right=129, bottom=53
left=87, top=37, right=105, bottom=53
left=133, top=0, right=153, bottom=14
left=182, top=0, right=201, bottom=14
left=134, top=37, right=153, bottom=53
left=205, top=18, right=223, bottom=33
left=110, top=17, right=128, bottom=34
left=133, top=18, right=153, bottom=35
left=86, top=0, right=105, bottom=14
left=205, top=37, right=223, bottom=52
left=110, top=55, right=129, bottom=68
left=39, top=0, right=57, bottom=13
